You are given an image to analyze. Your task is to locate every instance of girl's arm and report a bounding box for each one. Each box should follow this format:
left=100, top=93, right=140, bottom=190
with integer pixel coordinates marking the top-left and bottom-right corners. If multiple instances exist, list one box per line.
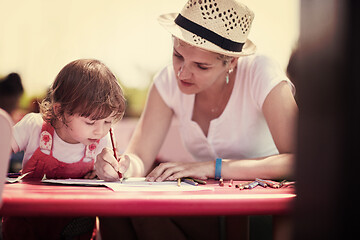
left=95, top=84, right=174, bottom=181
left=146, top=81, right=298, bottom=181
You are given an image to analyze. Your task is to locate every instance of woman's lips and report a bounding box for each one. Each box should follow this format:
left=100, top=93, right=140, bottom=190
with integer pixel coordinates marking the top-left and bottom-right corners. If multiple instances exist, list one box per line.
left=180, top=80, right=194, bottom=87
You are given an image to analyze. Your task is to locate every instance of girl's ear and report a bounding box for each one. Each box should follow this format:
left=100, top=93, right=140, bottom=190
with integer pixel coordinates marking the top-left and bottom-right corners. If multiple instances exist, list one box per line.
left=52, top=103, right=61, bottom=118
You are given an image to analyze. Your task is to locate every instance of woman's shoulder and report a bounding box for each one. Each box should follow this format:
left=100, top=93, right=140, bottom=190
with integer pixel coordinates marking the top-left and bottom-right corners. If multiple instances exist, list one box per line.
left=238, top=54, right=279, bottom=69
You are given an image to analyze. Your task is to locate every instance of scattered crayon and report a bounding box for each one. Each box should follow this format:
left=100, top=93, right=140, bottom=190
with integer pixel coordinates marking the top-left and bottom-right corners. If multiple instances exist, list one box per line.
left=219, top=178, right=224, bottom=186
left=256, top=178, right=281, bottom=188
left=247, top=181, right=259, bottom=189
left=177, top=178, right=181, bottom=187
left=249, top=181, right=259, bottom=189
left=282, top=181, right=295, bottom=187
left=279, top=180, right=287, bottom=188
left=237, top=181, right=253, bottom=190
left=191, top=178, right=207, bottom=185
left=256, top=180, right=267, bottom=188
left=228, top=179, right=234, bottom=187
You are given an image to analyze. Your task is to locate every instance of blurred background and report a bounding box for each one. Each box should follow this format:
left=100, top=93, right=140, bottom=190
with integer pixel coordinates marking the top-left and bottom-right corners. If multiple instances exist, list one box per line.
left=2, top=1, right=359, bottom=239
left=0, top=0, right=299, bottom=119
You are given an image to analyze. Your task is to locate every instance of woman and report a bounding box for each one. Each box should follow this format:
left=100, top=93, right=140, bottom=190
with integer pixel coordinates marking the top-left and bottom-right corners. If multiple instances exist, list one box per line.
left=96, top=1, right=297, bottom=239
left=96, top=0, right=297, bottom=183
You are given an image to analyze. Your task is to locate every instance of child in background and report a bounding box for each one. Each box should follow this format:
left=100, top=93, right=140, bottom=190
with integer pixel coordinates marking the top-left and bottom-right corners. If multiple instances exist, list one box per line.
left=0, top=73, right=24, bottom=117
left=2, top=59, right=126, bottom=240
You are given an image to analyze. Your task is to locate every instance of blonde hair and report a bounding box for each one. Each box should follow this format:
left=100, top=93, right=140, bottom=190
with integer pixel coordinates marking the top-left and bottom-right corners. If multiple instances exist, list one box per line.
left=173, top=36, right=234, bottom=66
left=40, top=59, right=126, bottom=126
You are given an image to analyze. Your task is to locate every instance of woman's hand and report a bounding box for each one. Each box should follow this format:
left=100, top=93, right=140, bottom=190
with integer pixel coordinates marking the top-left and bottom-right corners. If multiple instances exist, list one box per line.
left=95, top=148, right=130, bottom=181
left=145, top=161, right=214, bottom=182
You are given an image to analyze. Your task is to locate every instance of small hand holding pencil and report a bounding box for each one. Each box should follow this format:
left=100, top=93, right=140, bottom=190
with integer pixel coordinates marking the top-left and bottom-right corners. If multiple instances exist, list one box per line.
left=109, top=128, right=122, bottom=179
left=95, top=129, right=130, bottom=181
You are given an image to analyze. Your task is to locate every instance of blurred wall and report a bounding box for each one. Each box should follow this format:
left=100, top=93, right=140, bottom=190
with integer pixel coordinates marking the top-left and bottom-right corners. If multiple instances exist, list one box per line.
left=0, top=0, right=299, bottom=98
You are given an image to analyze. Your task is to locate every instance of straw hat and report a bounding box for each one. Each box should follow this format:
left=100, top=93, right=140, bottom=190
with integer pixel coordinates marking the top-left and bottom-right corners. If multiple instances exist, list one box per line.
left=158, top=0, right=256, bottom=57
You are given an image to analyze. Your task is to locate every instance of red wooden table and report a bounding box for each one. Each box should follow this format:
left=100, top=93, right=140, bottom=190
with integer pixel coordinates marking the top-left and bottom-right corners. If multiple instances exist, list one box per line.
left=0, top=180, right=295, bottom=217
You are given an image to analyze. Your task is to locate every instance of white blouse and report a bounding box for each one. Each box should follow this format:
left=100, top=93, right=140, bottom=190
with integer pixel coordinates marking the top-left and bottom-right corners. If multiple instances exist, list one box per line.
left=154, top=54, right=295, bottom=162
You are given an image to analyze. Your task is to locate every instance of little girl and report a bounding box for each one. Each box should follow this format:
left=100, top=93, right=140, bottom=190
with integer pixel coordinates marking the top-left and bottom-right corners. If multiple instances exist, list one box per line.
left=2, top=59, right=126, bottom=240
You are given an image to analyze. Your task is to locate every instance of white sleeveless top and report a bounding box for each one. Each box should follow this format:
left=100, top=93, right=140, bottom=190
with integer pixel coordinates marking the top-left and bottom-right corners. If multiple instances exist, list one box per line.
left=154, top=54, right=295, bottom=162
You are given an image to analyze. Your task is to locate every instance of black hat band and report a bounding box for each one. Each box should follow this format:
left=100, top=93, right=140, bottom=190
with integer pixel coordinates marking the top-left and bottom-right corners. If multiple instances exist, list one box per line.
left=174, top=14, right=244, bottom=53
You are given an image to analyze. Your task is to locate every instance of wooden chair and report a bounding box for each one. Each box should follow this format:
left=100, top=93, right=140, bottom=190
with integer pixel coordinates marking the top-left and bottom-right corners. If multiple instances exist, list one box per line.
left=0, top=108, right=12, bottom=207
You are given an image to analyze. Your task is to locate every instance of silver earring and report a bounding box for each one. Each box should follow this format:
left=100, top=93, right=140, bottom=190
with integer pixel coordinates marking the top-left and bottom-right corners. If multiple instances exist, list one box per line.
left=226, top=69, right=233, bottom=84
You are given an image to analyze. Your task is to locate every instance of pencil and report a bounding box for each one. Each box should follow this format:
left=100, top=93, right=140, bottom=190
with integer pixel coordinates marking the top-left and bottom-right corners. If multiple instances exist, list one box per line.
left=183, top=178, right=198, bottom=186
left=177, top=178, right=181, bottom=187
left=186, top=178, right=207, bottom=185
left=109, top=128, right=122, bottom=179
left=192, top=178, right=206, bottom=185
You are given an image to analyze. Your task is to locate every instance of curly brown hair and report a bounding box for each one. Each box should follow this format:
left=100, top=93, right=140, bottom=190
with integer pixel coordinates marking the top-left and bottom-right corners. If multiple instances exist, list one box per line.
left=40, top=59, right=126, bottom=126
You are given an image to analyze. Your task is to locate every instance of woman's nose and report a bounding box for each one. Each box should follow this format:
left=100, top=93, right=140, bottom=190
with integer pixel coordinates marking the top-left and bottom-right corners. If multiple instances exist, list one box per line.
left=177, top=64, right=191, bottom=79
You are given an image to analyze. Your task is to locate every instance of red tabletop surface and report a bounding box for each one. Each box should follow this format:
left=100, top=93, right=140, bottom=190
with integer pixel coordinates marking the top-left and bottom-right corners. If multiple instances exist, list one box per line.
left=0, top=180, right=295, bottom=217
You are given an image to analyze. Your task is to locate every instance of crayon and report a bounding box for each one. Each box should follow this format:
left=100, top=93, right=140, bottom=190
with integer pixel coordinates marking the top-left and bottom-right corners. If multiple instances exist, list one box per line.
left=256, top=179, right=267, bottom=188
left=236, top=181, right=253, bottom=190
left=191, top=178, right=207, bottom=185
left=279, top=180, right=287, bottom=188
left=256, top=178, right=280, bottom=188
left=246, top=181, right=259, bottom=189
left=281, top=181, right=295, bottom=187
left=228, top=179, right=234, bottom=187
left=219, top=178, right=224, bottom=187
left=177, top=178, right=181, bottom=187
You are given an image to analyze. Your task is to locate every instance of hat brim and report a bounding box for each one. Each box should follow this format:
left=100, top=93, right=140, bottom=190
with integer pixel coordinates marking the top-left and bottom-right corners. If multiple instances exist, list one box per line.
left=158, top=13, right=256, bottom=57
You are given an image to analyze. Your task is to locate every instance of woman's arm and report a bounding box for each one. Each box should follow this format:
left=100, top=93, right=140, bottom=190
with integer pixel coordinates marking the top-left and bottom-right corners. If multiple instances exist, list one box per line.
left=124, top=84, right=174, bottom=175
left=146, top=81, right=298, bottom=181
left=95, top=84, right=174, bottom=181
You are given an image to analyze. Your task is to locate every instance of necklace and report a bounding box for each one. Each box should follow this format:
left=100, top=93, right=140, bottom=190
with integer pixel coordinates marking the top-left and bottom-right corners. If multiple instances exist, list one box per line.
left=210, top=77, right=233, bottom=114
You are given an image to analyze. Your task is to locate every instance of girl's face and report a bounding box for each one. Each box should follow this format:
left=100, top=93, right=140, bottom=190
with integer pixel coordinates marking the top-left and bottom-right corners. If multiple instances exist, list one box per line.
left=172, top=38, right=229, bottom=95
left=56, top=113, right=114, bottom=145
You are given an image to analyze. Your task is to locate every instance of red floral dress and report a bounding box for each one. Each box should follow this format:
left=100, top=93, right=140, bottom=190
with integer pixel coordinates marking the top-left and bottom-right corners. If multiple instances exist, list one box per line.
left=22, top=122, right=98, bottom=179
left=2, top=122, right=99, bottom=240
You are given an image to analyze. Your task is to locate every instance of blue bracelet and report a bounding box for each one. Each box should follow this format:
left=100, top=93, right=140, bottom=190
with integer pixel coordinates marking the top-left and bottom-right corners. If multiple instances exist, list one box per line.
left=215, top=158, right=222, bottom=180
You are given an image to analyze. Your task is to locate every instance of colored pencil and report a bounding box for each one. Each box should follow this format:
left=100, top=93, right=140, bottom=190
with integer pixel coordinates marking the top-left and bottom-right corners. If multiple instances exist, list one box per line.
left=109, top=128, right=122, bottom=179
left=183, top=178, right=198, bottom=186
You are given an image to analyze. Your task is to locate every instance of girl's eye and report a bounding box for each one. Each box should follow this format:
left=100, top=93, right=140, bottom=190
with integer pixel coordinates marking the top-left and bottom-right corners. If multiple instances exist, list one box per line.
left=86, top=122, right=95, bottom=125
left=105, top=121, right=112, bottom=125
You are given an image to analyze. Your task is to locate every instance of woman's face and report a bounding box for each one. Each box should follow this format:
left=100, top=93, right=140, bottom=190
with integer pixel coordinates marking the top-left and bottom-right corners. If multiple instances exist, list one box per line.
left=172, top=38, right=229, bottom=95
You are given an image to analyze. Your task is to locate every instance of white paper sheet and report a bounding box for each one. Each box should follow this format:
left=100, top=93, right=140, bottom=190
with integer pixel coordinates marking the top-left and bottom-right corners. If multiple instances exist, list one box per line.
left=42, top=177, right=213, bottom=192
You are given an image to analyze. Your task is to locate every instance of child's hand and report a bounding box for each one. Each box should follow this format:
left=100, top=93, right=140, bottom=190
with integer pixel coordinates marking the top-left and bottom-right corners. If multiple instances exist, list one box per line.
left=84, top=170, right=98, bottom=179
left=95, top=148, right=130, bottom=181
